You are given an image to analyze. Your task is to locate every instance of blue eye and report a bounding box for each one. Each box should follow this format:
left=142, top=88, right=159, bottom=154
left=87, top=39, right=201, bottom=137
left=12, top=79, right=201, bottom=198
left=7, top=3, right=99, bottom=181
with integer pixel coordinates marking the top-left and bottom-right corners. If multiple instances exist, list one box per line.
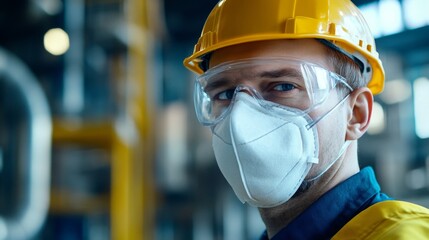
left=273, top=83, right=296, bottom=91
left=216, top=88, right=235, bottom=100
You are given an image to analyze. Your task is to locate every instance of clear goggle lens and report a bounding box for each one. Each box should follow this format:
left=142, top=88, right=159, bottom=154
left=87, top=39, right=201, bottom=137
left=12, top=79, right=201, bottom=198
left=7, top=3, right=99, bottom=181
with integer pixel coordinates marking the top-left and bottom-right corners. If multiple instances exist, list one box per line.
left=194, top=58, right=353, bottom=126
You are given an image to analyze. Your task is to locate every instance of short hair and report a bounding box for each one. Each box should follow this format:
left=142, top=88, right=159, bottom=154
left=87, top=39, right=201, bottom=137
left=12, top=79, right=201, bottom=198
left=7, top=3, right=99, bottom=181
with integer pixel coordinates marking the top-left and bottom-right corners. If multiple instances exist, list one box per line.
left=325, top=46, right=367, bottom=93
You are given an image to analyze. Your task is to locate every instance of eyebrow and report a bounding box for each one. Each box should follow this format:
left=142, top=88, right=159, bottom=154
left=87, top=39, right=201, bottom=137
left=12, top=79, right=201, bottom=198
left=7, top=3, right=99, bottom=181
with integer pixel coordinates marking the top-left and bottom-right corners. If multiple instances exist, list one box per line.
left=258, top=68, right=302, bottom=78
left=204, top=77, right=230, bottom=93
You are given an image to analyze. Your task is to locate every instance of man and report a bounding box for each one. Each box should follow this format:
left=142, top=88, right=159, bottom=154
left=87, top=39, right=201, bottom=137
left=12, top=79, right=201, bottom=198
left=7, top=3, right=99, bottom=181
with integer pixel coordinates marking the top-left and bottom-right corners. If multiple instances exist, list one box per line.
left=183, top=0, right=429, bottom=239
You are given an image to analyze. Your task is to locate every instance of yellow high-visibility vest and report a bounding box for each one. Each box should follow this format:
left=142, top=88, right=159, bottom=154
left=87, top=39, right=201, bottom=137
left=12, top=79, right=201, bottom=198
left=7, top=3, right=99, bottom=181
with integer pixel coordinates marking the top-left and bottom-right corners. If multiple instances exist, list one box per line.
left=333, top=200, right=429, bottom=239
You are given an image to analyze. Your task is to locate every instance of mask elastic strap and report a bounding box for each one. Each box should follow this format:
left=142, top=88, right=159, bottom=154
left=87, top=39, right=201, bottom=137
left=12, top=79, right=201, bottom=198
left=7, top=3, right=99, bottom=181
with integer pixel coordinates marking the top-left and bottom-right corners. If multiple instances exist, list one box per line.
left=304, top=140, right=352, bottom=182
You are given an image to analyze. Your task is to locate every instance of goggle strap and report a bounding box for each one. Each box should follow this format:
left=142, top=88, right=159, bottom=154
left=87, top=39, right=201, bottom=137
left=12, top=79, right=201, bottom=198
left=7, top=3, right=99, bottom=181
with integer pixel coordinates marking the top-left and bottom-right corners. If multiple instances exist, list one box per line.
left=199, top=52, right=212, bottom=72
left=306, top=93, right=350, bottom=129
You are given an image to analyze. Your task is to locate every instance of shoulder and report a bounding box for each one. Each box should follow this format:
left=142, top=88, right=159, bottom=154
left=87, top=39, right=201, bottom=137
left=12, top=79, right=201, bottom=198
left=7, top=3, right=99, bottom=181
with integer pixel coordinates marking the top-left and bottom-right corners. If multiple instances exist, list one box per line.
left=333, top=200, right=429, bottom=240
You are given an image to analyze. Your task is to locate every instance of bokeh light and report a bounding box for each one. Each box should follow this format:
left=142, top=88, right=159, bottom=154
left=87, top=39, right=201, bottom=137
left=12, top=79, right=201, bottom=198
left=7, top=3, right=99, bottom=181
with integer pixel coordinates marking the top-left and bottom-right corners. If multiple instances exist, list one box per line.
left=43, top=28, right=70, bottom=56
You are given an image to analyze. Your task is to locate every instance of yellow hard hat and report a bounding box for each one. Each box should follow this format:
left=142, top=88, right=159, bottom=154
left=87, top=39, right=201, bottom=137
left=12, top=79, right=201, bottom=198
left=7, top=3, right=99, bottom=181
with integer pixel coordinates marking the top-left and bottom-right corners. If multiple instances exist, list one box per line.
left=183, top=0, right=385, bottom=94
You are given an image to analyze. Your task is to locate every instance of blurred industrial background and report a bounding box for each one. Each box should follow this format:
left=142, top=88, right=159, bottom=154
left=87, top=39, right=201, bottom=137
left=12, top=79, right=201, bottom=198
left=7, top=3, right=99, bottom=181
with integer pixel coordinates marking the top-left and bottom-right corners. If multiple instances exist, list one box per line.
left=0, top=0, right=428, bottom=239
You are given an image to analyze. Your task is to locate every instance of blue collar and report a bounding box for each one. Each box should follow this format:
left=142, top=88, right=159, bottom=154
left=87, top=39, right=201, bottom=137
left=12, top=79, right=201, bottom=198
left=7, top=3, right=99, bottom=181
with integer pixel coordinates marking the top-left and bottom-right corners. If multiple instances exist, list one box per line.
left=261, top=167, right=391, bottom=240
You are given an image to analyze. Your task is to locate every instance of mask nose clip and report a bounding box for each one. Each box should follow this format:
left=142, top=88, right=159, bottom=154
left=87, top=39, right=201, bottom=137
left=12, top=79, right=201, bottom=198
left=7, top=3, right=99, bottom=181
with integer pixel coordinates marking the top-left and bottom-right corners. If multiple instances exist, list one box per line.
left=233, top=84, right=265, bottom=103
left=235, top=84, right=260, bottom=96
left=233, top=84, right=277, bottom=111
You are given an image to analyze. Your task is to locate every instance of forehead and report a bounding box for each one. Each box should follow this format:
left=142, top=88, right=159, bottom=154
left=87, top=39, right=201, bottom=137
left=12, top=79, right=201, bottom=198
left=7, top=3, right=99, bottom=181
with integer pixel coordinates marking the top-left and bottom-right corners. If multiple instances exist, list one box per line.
left=209, top=39, right=332, bottom=70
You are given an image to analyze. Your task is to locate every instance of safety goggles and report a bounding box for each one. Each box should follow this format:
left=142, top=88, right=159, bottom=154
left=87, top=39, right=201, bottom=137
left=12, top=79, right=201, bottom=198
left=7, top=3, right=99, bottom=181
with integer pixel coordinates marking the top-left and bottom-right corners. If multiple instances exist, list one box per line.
left=194, top=57, right=353, bottom=126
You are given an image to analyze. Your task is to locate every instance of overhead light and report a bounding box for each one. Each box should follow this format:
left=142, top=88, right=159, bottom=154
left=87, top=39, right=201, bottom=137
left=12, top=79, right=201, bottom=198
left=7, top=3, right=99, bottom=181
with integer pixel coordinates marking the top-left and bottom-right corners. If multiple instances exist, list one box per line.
left=403, top=0, right=429, bottom=29
left=379, top=0, right=404, bottom=35
left=43, top=28, right=70, bottom=56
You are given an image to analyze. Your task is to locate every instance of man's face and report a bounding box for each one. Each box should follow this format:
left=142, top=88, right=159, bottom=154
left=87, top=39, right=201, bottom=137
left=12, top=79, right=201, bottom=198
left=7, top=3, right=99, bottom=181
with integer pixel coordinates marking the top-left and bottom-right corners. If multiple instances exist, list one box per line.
left=209, top=39, right=349, bottom=181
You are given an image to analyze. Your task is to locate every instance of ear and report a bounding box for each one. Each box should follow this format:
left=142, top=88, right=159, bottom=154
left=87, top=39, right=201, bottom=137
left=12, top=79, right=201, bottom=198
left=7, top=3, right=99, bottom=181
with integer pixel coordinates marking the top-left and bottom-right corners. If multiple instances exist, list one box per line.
left=346, top=87, right=373, bottom=140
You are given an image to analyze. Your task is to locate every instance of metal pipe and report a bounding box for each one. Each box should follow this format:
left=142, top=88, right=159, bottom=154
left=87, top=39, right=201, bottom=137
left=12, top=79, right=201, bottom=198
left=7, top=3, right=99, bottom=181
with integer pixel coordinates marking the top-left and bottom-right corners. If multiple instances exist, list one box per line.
left=0, top=47, right=52, bottom=240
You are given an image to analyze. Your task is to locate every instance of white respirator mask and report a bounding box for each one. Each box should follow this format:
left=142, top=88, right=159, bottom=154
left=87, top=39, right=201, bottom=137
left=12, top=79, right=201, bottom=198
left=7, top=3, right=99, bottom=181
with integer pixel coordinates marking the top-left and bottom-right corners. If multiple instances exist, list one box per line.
left=194, top=58, right=353, bottom=208
left=212, top=92, right=319, bottom=207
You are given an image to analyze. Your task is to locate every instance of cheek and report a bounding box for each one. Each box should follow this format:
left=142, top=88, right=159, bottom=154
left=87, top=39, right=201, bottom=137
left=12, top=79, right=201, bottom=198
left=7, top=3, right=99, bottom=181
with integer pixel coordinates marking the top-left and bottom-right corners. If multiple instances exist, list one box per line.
left=312, top=107, right=348, bottom=164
